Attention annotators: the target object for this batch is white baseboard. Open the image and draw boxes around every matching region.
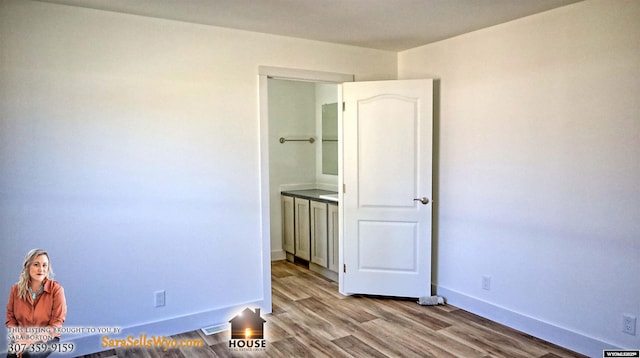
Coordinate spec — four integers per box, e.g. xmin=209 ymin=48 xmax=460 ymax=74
xmin=56 ymin=299 xmax=266 ymax=357
xmin=436 ymin=286 xmax=618 ymax=358
xmin=271 ymin=249 xmax=285 ymax=261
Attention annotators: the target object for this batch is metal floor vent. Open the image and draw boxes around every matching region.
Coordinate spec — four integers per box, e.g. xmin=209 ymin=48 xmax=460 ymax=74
xmin=201 ymin=323 xmax=227 ymax=336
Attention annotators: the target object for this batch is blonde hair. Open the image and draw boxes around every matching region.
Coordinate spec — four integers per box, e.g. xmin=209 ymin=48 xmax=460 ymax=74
xmin=17 ymin=249 xmax=54 ymax=301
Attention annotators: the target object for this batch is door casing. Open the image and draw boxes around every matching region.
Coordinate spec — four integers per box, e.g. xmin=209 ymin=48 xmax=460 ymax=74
xmin=258 ymin=66 xmax=353 ymax=312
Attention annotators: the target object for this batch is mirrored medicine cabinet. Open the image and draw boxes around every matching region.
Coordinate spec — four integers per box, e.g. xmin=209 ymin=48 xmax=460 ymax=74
xmin=321 ymin=102 xmax=338 ymax=175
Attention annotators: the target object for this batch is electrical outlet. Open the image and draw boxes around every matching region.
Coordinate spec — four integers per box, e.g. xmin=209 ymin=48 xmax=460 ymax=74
xmin=622 ymin=315 xmax=636 ymax=335
xmin=155 ymin=290 xmax=166 ymax=307
xmin=482 ymin=276 xmax=491 ymax=291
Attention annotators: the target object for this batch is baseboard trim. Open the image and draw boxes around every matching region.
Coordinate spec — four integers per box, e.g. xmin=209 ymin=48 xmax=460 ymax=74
xmin=58 ymin=299 xmax=266 ymax=356
xmin=271 ymin=249 xmax=285 ymax=261
xmin=436 ymin=286 xmax=617 ymax=358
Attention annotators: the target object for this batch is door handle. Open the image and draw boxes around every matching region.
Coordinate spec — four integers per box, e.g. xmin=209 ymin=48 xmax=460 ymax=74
xmin=413 ymin=197 xmax=430 ymax=205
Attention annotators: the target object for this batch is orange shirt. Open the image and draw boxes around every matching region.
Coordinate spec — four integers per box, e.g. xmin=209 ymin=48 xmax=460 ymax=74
xmin=5 ymin=279 xmax=67 ymax=339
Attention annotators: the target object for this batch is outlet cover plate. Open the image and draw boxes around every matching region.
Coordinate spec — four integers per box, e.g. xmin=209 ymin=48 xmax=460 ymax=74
xmin=482 ymin=276 xmax=491 ymax=291
xmin=155 ymin=290 xmax=166 ymax=307
xmin=623 ymin=315 xmax=636 ymax=335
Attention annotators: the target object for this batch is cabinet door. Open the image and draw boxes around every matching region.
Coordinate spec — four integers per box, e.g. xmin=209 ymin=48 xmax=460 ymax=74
xmin=310 ymin=201 xmax=328 ymax=267
xmin=328 ymin=203 xmax=339 ymax=272
xmin=281 ymin=195 xmax=295 ymax=254
xmin=294 ymin=198 xmax=311 ymax=260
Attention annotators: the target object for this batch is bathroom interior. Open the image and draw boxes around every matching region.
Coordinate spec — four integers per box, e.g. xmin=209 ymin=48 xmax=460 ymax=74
xmin=268 ymin=78 xmax=341 ymax=281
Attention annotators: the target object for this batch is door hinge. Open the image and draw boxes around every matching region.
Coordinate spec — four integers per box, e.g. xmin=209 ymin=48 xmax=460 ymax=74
xmin=343 ymin=264 xmax=346 ymax=273
xmin=342 ymin=101 xmax=345 ymax=112
xmin=343 ymin=183 xmax=346 ymax=193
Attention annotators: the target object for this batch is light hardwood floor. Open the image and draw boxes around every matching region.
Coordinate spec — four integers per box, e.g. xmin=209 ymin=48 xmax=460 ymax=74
xmin=78 ymin=260 xmax=587 ymax=357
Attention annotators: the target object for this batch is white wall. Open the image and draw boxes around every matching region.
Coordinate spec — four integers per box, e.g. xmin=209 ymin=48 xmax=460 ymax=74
xmin=399 ymin=0 xmax=640 ymax=355
xmin=0 ymin=0 xmax=396 ymax=355
xmin=267 ymin=79 xmax=317 ymax=260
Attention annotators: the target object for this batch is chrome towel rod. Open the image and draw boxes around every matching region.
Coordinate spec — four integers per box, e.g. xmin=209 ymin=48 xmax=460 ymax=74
xmin=279 ymin=137 xmax=315 ymax=144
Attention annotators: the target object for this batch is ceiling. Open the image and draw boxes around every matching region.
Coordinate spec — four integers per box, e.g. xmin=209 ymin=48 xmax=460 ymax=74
xmin=36 ymin=0 xmax=582 ymax=51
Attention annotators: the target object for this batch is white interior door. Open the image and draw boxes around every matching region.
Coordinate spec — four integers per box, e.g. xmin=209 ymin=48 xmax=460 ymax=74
xmin=341 ymin=79 xmax=433 ymax=298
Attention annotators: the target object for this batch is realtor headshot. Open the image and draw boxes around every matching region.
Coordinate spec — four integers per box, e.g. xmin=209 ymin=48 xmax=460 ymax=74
xmin=5 ymin=249 xmax=67 ymax=358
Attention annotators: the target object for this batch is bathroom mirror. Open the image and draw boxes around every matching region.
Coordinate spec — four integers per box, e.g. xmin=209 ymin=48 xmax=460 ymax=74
xmin=322 ymin=102 xmax=338 ymax=175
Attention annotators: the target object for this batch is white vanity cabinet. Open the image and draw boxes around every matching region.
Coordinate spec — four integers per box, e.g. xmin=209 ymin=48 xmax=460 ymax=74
xmin=281 ymin=189 xmax=339 ymax=280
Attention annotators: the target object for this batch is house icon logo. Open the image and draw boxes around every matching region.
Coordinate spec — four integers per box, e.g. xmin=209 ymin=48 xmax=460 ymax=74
xmin=229 ymin=307 xmax=266 ymax=339
xmin=228 ymin=307 xmax=267 ymax=352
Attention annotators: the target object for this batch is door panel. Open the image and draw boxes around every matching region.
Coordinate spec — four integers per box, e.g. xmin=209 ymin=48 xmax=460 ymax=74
xmin=358 ymin=221 xmax=417 ymax=272
xmin=358 ymin=96 xmax=417 ymax=208
xmin=342 ymin=79 xmax=433 ymax=298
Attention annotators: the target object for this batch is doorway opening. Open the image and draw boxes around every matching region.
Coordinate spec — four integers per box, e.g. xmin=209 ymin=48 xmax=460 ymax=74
xmin=258 ymin=67 xmax=353 ymax=313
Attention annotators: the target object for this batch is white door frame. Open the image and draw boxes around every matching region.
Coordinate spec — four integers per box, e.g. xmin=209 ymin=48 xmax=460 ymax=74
xmin=257 ymin=66 xmax=353 ymax=312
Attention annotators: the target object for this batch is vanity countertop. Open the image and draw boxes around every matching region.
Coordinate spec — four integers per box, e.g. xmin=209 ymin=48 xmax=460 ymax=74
xmin=281 ymin=189 xmax=339 ymax=204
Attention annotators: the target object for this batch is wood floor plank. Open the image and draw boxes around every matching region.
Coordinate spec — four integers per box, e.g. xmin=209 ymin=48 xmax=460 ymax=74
xmin=278 ymin=300 xmax=352 ymax=341
xmin=445 ymin=309 xmax=585 ymax=358
xmin=271 ymin=275 xmax=312 ymax=301
xmin=326 ymin=295 xmax=380 ymax=323
xmin=270 ymin=262 xmax=296 ymax=279
xmin=331 ymin=335 xmax=388 ymax=358
xmin=266 ymin=336 xmax=315 ymax=358
xmin=362 ymin=317 xmax=484 ymax=358
xmin=283 ymin=328 xmax=353 ymax=358
xmin=378 ymin=297 xmax=453 ymax=331
xmin=208 ymin=343 xmax=231 ymax=358
xmin=293 ymin=297 xmax=362 ymax=334
xmin=528 ymin=337 xmax=589 ymax=358
xmin=350 ymin=318 xmax=450 ymax=358
xmin=446 ymin=309 xmax=552 ymax=357
xmin=353 ymin=296 xmax=444 ymax=339
xmin=440 ymin=323 xmax=542 ymax=358
xmin=277 ymin=273 xmax=344 ymax=303
xmin=262 ymin=313 xmax=294 ymax=343
xmin=264 ymin=311 xmax=306 ymax=342
xmin=270 ymin=287 xmax=293 ymax=315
